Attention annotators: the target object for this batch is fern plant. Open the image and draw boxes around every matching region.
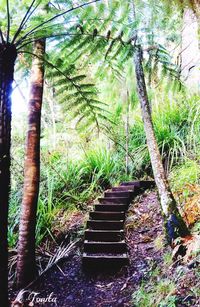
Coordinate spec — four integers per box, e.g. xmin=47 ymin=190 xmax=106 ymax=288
xmin=45 ymin=58 xmax=108 ymax=131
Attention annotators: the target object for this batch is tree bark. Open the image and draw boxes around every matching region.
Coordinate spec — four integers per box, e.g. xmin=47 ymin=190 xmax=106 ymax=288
xmin=17 ymin=39 xmax=45 ymax=288
xmin=133 ymin=44 xmax=190 ymax=244
xmin=0 ymin=43 xmax=17 ymax=306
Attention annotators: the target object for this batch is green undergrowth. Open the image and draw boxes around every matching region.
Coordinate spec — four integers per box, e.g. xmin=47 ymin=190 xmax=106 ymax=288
xmin=170 ymin=159 xmax=200 ymax=191
xmin=132 ymin=280 xmax=177 ymax=307
xmin=132 ymin=250 xmax=200 ymax=307
xmin=9 ymin=146 xmax=132 ymax=248
xmin=9 ymin=93 xmax=200 ymax=250
xmin=128 ymin=95 xmax=200 ymax=177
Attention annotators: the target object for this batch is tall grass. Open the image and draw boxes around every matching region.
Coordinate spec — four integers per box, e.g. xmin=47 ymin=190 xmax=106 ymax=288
xmin=9 ymin=146 xmax=121 ymax=247
xmin=81 ymin=147 xmax=115 ymax=187
xmin=127 ymin=94 xmax=200 ymax=176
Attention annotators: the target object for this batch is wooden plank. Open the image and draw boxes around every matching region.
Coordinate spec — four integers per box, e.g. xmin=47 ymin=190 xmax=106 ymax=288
xmin=87 ymin=220 xmax=124 ymax=230
xmin=84 ymin=241 xmax=127 ymax=253
xmin=84 ymin=230 xmax=125 ymax=241
xmin=90 ymin=211 xmax=125 ymax=220
xmin=95 ymin=204 xmax=127 ymax=212
xmin=98 ymin=197 xmax=130 ymax=205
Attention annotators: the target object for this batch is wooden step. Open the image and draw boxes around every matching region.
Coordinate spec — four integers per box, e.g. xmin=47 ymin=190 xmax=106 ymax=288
xmin=84 ymin=241 xmax=127 ymax=253
xmin=98 ymin=197 xmax=130 ymax=205
xmin=112 ymin=185 xmax=136 ymax=191
xmin=95 ymin=204 xmax=127 ymax=212
xmin=120 ymin=180 xmax=141 ymax=187
xmin=82 ymin=253 xmax=129 ymax=268
xmin=120 ymin=180 xmax=155 ymax=188
xmin=87 ymin=220 xmax=124 ymax=230
xmin=85 ymin=230 xmax=124 ymax=241
xmin=82 ymin=181 xmax=155 ymax=270
xmin=90 ymin=211 xmax=125 ymax=220
xmin=104 ymin=191 xmax=133 ymax=198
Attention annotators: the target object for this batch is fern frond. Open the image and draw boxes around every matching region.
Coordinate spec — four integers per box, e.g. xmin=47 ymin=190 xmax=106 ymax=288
xmin=45 ymin=57 xmax=108 ymax=131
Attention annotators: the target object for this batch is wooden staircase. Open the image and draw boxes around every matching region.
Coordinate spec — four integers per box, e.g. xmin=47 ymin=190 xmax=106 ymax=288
xmin=82 ymin=180 xmax=155 ymax=271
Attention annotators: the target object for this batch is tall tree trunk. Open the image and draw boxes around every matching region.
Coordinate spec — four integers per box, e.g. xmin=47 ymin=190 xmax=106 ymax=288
xmin=133 ymin=44 xmax=189 ymax=244
xmin=131 ymin=1 xmax=189 ymax=244
xmin=0 ymin=43 xmax=17 ymax=306
xmin=17 ymin=39 xmax=45 ymax=288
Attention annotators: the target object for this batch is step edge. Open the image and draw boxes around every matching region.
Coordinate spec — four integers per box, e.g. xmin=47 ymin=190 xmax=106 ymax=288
xmin=83 ymin=252 xmax=128 ymax=258
xmin=83 ymin=240 xmax=126 ymax=245
xmin=85 ymin=229 xmax=124 ymax=233
xmin=90 ymin=211 xmax=125 ymax=214
xmin=87 ymin=219 xmax=124 ymax=222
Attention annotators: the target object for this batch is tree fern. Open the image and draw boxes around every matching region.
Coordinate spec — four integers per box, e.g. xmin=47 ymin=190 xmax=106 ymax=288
xmin=57 ymin=0 xmax=183 ymax=89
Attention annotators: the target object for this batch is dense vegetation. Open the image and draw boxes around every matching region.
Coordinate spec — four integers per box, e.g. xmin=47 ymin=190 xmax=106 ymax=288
xmin=0 ymin=0 xmax=199 ymax=305
xmin=10 ymin=88 xmax=200 ymax=247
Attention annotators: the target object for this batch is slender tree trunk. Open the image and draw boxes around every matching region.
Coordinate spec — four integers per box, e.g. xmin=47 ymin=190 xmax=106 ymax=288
xmin=17 ymin=39 xmax=45 ymax=288
xmin=131 ymin=1 xmax=189 ymax=244
xmin=133 ymin=44 xmax=189 ymax=244
xmin=0 ymin=43 xmax=17 ymax=306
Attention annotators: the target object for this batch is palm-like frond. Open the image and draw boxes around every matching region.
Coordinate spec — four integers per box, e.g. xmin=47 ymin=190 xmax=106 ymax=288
xmin=55 ymin=0 xmax=183 ymax=88
xmin=46 ymin=57 xmax=108 ymax=131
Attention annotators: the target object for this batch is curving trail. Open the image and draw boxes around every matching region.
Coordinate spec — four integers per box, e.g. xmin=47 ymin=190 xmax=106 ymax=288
xmin=25 ymin=190 xmax=165 ymax=307
xmin=82 ymin=180 xmax=155 ymax=271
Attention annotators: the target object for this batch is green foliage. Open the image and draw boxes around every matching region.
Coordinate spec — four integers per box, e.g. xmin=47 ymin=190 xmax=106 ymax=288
xmin=60 ymin=0 xmax=182 ymax=89
xmin=36 ymin=176 xmax=58 ymax=244
xmin=1 ymin=0 xmax=109 ymax=131
xmin=9 ymin=145 xmax=123 ymax=247
xmin=170 ymin=160 xmax=200 ymax=191
xmin=8 ymin=191 xmax=21 ymax=248
xmin=81 ymin=147 xmax=115 ymax=187
xmin=132 ymin=280 xmax=177 ymax=307
xmin=7 ymin=0 xmax=200 ymax=258
xmin=125 ymin=94 xmax=200 ymax=177
xmin=46 ymin=59 xmax=108 ymax=131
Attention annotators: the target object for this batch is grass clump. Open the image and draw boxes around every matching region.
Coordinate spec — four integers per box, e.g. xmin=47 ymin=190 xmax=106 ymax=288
xmin=170 ymin=160 xmax=200 ymax=191
xmin=132 ymin=279 xmax=177 ymax=307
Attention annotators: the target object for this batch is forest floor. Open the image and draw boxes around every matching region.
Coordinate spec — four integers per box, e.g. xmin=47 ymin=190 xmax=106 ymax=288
xmin=11 ymin=190 xmax=200 ymax=307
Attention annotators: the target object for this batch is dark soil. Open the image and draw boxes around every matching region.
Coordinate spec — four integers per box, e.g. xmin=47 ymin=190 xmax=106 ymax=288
xmin=11 ymin=191 xmax=200 ymax=307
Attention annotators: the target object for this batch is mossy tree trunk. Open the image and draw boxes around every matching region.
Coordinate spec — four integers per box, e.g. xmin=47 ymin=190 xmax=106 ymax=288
xmin=17 ymin=39 xmax=45 ymax=288
xmin=133 ymin=43 xmax=190 ymax=244
xmin=0 ymin=43 xmax=17 ymax=306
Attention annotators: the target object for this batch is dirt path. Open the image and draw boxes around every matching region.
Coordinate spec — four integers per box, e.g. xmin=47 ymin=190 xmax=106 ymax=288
xmin=15 ymin=190 xmax=165 ymax=307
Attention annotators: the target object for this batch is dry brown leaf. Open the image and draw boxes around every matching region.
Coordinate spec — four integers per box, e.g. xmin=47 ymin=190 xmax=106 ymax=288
xmin=183 ymin=234 xmax=200 ymax=263
xmin=174 ymin=184 xmax=200 ymax=226
xmin=172 ymin=235 xmax=200 ymax=263
xmin=140 ymin=235 xmax=153 ymax=243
